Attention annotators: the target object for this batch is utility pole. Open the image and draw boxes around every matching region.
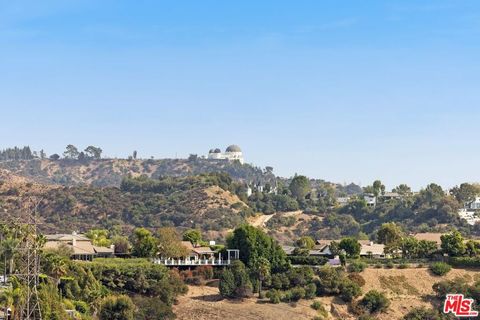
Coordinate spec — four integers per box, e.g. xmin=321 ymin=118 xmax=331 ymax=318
xmin=15 ymin=197 xmax=43 ymax=320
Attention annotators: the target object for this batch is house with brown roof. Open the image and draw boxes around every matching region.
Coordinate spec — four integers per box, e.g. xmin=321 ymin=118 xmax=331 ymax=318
xmin=44 ymin=233 xmax=114 ymax=261
xmin=180 ymin=241 xmax=215 ymax=262
xmin=313 ymin=239 xmax=386 ymax=258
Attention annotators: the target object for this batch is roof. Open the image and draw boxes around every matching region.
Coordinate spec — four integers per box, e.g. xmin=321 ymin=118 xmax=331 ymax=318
xmin=44 ymin=240 xmax=95 ymax=255
xmin=382 ymin=192 xmax=401 ymax=198
xmin=282 ymin=245 xmax=295 ymax=255
xmin=193 ymin=247 xmax=215 ymax=255
xmin=226 ymin=145 xmax=242 ymax=152
xmin=412 ymin=233 xmax=444 ymax=244
xmin=45 ymin=234 xmax=90 ymax=241
xmin=181 ymin=241 xmax=195 ymax=250
xmin=93 ymin=245 xmax=114 ymax=254
xmin=360 ymin=242 xmax=385 ymax=256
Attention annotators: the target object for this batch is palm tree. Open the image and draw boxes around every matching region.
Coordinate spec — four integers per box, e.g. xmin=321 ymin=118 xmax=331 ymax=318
xmin=0 ymin=285 xmax=22 ymax=318
xmin=0 ymin=237 xmax=19 ymax=278
xmin=253 ymin=257 xmax=270 ymax=298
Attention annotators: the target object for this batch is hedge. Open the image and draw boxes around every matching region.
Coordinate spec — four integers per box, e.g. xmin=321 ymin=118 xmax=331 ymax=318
xmin=448 ymin=257 xmax=480 ymax=268
xmin=287 ymin=256 xmax=328 ymax=266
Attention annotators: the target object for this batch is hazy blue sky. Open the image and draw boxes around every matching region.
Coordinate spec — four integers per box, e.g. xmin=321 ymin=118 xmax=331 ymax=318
xmin=1 ymin=1 xmax=480 ymax=190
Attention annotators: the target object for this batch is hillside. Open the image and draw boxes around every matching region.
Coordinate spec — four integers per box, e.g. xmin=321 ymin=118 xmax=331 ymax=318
xmin=0 ymin=158 xmax=276 ymax=187
xmin=174 ymin=267 xmax=480 ymax=320
xmin=0 ymin=171 xmax=250 ymax=237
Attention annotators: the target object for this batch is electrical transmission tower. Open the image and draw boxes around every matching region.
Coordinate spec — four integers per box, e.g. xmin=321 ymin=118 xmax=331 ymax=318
xmin=15 ymin=197 xmax=43 ymax=320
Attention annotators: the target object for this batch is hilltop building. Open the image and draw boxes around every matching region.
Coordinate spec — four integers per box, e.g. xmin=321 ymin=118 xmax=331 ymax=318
xmin=208 ymin=145 xmax=244 ymax=164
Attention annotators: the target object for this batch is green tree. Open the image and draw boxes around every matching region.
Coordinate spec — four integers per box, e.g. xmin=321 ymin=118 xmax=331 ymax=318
xmin=112 ymin=236 xmax=131 ymax=255
xmin=63 ymin=144 xmax=79 ymax=159
xmin=84 ymin=146 xmax=103 ymax=159
xmin=182 ymin=229 xmax=202 ymax=245
xmin=131 ymin=228 xmax=157 ymax=258
xmin=289 ymin=175 xmax=311 ymax=201
xmin=252 ymin=257 xmax=270 ymax=297
xmin=86 ymin=229 xmax=111 ymax=247
xmin=295 ymin=236 xmax=315 ymax=250
xmin=99 ymin=295 xmax=135 ymax=320
xmin=339 ymin=238 xmax=361 ymax=258
xmin=42 ymin=252 xmax=69 ymax=284
xmin=440 ymin=230 xmax=466 ymax=257
xmin=392 ymin=184 xmax=412 ymax=196
xmin=227 ymin=225 xmax=288 ymax=272
xmin=465 ymin=240 xmax=480 ymax=257
xmin=450 ymin=183 xmax=480 ymax=204
xmin=417 ymin=240 xmax=438 ymax=258
xmin=219 ymin=268 xmax=236 ymax=297
xmin=157 ymin=227 xmax=188 ymax=258
xmin=376 ymin=223 xmax=403 ymax=246
xmin=400 ymin=236 xmax=419 ymax=259
xmin=1 ymin=237 xmax=19 ymax=276
xmin=219 ymin=260 xmax=253 ymax=298
xmin=359 ymin=290 xmax=390 ymax=314
xmin=372 ymin=180 xmax=385 ymax=197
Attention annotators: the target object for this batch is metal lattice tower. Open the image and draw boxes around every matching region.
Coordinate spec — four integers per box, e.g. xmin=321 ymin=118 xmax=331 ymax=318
xmin=15 ymin=197 xmax=43 ymax=320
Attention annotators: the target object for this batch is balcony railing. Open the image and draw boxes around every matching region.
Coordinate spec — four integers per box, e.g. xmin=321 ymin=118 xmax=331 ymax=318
xmin=153 ymin=258 xmax=232 ymax=266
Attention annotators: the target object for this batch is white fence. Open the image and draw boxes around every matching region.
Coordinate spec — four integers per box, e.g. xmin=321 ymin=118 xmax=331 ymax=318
xmin=153 ymin=258 xmax=231 ymax=266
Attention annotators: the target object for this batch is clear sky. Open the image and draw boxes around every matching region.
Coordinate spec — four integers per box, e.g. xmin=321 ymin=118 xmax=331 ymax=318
xmin=1 ymin=1 xmax=480 ymax=190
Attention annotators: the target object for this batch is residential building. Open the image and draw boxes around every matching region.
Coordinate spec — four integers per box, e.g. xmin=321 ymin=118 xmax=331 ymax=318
xmin=44 ymin=233 xmax=114 ymax=261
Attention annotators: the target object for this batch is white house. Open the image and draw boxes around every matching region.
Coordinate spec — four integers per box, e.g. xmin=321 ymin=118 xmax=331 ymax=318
xmin=467 ymin=196 xmax=480 ymax=210
xmin=363 ymin=194 xmax=377 ymax=207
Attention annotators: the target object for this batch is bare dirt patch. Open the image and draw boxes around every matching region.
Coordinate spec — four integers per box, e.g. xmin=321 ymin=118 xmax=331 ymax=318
xmin=174 ymin=285 xmax=319 ymax=320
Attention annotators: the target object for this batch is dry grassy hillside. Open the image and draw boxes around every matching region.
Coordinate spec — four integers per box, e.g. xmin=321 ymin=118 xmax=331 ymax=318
xmin=174 ymin=267 xmax=480 ymax=320
xmin=0 ymin=169 xmax=251 ymax=235
xmin=0 ymin=158 xmax=274 ymax=187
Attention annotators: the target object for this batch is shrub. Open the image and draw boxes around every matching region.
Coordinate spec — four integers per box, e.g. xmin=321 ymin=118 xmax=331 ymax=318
xmin=348 ymin=261 xmax=367 ymax=273
xmin=403 ymin=307 xmax=441 ymax=320
xmin=385 ymin=261 xmax=394 ymax=269
xmin=310 ymin=300 xmax=323 ymax=310
xmin=315 ymin=266 xmax=345 ymax=295
xmin=374 ymin=263 xmax=382 ymax=269
xmin=290 ymin=287 xmax=306 ymax=301
xmin=219 ymin=261 xmax=253 ymax=298
xmin=358 ymin=290 xmax=390 ymax=314
xmin=448 ymin=256 xmax=480 ymax=268
xmin=266 ymin=289 xmax=281 ymax=304
xmin=339 ymin=280 xmax=362 ymax=302
xmin=305 ymin=283 xmax=317 ymax=299
xmin=348 ymin=273 xmax=366 ymax=287
xmin=430 ymin=262 xmax=451 ymax=276
xmin=311 ymin=301 xmax=328 ymax=319
xmin=99 ymin=295 xmax=135 ymax=320
xmin=398 ymin=263 xmax=409 ymax=269
xmin=73 ymin=300 xmax=89 ymax=314
xmin=271 ymin=273 xmax=290 ymax=290
xmin=195 ymin=266 xmax=214 ymax=280
xmin=288 ymin=256 xmax=328 ymax=266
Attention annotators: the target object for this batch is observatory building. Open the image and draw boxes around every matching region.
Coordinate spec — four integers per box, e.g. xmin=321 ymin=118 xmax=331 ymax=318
xmin=208 ymin=145 xmax=244 ymax=164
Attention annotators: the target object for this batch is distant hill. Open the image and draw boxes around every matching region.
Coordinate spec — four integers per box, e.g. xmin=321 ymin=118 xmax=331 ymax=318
xmin=0 ymin=158 xmax=276 ymax=187
xmin=0 ymin=171 xmax=251 ymax=239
